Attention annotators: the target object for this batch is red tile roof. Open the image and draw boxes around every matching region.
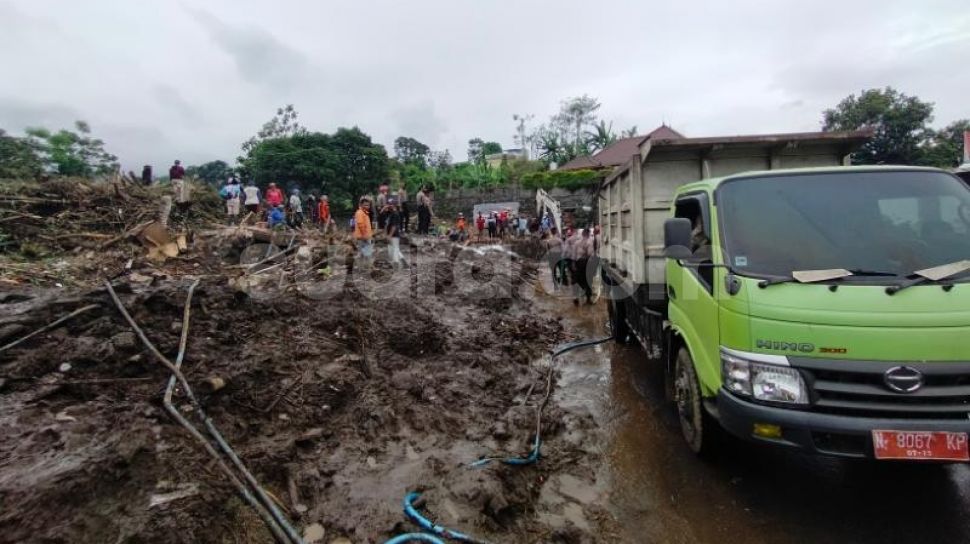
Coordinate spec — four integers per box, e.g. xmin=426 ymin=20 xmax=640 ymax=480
xmin=558 ymin=125 xmax=686 ymax=171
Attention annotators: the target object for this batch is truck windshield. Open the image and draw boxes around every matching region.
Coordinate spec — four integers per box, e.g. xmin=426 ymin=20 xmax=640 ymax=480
xmin=717 ymin=171 xmax=970 ymax=279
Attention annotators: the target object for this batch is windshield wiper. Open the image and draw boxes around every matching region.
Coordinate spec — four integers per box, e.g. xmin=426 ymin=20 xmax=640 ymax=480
xmin=845 ymin=269 xmax=899 ymax=277
xmin=886 ymin=260 xmax=970 ymax=295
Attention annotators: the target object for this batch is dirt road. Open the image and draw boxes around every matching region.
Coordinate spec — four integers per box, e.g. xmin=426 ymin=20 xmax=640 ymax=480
xmin=550 ymin=295 xmax=970 ymax=544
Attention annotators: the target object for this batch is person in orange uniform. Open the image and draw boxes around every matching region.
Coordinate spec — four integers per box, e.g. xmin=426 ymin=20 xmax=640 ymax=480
xmin=353 ymin=197 xmax=374 ymax=268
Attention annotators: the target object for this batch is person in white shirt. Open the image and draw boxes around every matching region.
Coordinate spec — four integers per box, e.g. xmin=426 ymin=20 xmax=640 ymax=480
xmin=288 ymin=188 xmax=304 ymax=228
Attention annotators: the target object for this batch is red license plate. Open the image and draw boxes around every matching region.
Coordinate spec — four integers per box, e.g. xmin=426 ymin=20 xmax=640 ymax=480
xmin=872 ymin=430 xmax=969 ymax=461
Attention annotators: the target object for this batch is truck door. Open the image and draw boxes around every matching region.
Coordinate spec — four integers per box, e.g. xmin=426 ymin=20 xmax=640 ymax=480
xmin=667 ymin=193 xmax=721 ymax=395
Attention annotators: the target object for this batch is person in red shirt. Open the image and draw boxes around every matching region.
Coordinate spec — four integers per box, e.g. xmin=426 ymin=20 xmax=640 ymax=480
xmin=265 ymin=182 xmax=284 ymax=208
xmin=318 ymin=195 xmax=331 ymax=231
xmin=475 ymin=212 xmax=486 ymax=241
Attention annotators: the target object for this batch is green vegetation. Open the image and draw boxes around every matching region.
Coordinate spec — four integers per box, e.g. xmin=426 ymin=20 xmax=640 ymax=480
xmin=22 ymin=121 xmax=119 ymax=177
xmin=521 ymin=169 xmax=605 ymax=192
xmin=822 ymin=87 xmax=968 ymax=167
xmin=185 ymin=160 xmax=233 ymax=185
xmin=0 ymin=129 xmax=43 ymax=179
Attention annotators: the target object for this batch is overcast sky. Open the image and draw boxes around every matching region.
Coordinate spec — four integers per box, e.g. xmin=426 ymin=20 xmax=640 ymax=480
xmin=1 ymin=0 xmax=967 ymax=172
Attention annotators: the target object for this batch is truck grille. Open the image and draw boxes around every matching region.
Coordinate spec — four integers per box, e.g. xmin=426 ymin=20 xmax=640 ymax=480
xmin=791 ymin=358 xmax=970 ymax=420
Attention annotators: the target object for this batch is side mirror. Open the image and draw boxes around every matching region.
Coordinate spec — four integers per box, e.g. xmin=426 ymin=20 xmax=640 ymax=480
xmin=664 ymin=218 xmax=693 ymax=260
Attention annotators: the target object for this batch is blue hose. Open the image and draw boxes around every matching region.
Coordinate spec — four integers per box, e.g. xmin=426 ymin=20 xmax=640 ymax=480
xmin=550 ymin=335 xmax=614 ymax=357
xmin=402 ymin=492 xmax=489 ymax=544
xmin=469 ymin=435 xmax=540 ymax=467
xmin=384 ymin=534 xmax=446 ymax=544
xmin=387 ymin=338 xmax=614 ymax=543
xmin=471 ymin=335 xmax=613 ymax=468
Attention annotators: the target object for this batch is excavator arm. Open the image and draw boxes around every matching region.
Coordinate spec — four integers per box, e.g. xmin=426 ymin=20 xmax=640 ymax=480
xmin=536 ymin=188 xmax=563 ymax=233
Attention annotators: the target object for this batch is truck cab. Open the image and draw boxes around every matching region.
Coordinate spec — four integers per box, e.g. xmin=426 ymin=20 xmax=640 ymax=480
xmin=600 ymin=132 xmax=970 ymax=461
xmin=662 ymin=166 xmax=970 ymax=459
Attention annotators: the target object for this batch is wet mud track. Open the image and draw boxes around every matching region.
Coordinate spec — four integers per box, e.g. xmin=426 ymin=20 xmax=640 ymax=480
xmin=549 ymin=292 xmax=970 ymax=544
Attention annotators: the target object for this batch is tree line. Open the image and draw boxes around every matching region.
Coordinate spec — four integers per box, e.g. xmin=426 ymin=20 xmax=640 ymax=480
xmin=1 ymin=87 xmax=966 ymax=212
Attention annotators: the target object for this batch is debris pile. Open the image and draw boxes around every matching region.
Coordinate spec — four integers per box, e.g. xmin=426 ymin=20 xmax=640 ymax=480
xmin=0 ymin=180 xmax=616 ymax=543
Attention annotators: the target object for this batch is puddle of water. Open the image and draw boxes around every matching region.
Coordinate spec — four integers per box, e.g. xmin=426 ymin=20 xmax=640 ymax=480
xmin=537 ymin=267 xmax=970 ymax=544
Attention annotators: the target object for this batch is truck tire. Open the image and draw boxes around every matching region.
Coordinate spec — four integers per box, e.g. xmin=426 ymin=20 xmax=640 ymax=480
xmin=608 ymin=297 xmax=631 ymax=344
xmin=674 ymin=348 xmax=717 ymax=456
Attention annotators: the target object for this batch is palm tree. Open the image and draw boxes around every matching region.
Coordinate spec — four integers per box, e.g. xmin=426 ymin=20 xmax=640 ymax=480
xmin=621 ymin=125 xmax=639 ymax=138
xmin=585 ymin=120 xmax=617 ymax=152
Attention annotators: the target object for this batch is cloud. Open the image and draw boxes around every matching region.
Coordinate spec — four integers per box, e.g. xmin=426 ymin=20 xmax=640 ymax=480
xmin=1 ymin=0 xmax=968 ymax=172
xmin=390 ymin=101 xmax=449 ymax=148
xmin=0 ymin=97 xmax=81 ymax=133
xmin=152 ymin=85 xmax=201 ymax=122
xmin=184 ymin=6 xmax=308 ymax=90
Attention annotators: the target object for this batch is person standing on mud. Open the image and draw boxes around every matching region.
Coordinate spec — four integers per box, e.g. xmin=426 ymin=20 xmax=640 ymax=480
xmin=318 ymin=195 xmax=331 ymax=233
xmin=397 ymin=183 xmax=410 ymax=233
xmin=168 ymin=160 xmax=190 ymax=224
xmin=416 ymin=186 xmax=433 ymax=235
xmin=475 ymin=212 xmax=486 ymax=241
xmin=141 ymin=165 xmax=153 ymax=185
xmin=376 ymin=185 xmax=389 ymax=229
xmin=487 ymin=212 xmax=497 ymax=239
xmin=543 ymin=227 xmax=566 ymax=289
xmin=353 ymin=197 xmax=374 ymax=267
xmin=385 ymin=202 xmax=406 ymax=268
xmin=242 ymin=180 xmax=261 ymax=217
xmin=571 ymin=228 xmax=595 ymax=305
xmin=288 ymin=188 xmax=304 ymax=228
xmin=222 ymin=178 xmax=242 ymax=223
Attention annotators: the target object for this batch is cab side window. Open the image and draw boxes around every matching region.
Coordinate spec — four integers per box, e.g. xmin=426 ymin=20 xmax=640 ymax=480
xmin=674 ymin=196 xmax=714 ymax=290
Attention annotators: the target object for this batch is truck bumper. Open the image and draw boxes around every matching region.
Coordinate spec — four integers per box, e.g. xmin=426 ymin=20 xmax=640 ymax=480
xmin=716 ymin=389 xmax=970 ymax=459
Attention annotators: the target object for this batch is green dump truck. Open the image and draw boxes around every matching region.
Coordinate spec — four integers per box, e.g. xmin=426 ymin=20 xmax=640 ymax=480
xmin=600 ymin=130 xmax=970 ymax=460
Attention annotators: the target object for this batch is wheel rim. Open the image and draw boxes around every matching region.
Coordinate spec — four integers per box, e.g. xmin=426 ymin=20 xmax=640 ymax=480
xmin=675 ymin=359 xmax=697 ymax=441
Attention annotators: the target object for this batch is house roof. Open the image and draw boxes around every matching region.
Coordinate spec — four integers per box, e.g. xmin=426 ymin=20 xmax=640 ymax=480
xmin=558 ymin=124 xmax=686 ymax=171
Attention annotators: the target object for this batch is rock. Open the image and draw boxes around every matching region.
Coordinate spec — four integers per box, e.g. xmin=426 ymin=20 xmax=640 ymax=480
xmin=110 ymin=331 xmax=137 ymax=350
xmin=329 ymin=538 xmax=352 ymax=544
xmin=366 ymin=456 xmax=378 ymax=468
xmin=303 ymin=523 xmax=325 ymax=543
xmin=54 ymin=410 xmax=77 ymax=423
xmin=58 ymin=362 xmax=72 ymax=373
xmin=205 ymin=376 xmax=226 ymax=392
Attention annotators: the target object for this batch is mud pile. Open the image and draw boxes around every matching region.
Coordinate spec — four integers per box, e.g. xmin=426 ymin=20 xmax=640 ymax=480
xmin=0 ymin=179 xmax=224 ymax=286
xmin=0 ymin=237 xmax=616 ymax=543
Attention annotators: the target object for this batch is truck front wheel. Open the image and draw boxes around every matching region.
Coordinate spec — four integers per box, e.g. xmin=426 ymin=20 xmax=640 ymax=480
xmin=674 ymin=348 xmax=717 ymax=455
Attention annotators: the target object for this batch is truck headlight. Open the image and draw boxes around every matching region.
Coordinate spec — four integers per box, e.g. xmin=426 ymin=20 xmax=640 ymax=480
xmin=721 ymin=350 xmax=808 ymax=405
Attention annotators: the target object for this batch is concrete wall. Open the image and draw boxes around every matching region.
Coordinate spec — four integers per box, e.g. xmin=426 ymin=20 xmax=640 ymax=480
xmin=432 ymin=186 xmax=597 ymax=225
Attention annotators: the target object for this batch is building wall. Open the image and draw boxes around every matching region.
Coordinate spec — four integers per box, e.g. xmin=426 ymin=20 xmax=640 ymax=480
xmin=431 ymin=185 xmax=597 ymax=226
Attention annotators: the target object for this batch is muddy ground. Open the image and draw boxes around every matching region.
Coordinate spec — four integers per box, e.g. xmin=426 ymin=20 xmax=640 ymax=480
xmin=0 ymin=229 xmax=625 ymax=543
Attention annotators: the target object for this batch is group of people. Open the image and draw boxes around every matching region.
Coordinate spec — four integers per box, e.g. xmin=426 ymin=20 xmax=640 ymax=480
xmin=351 ymin=193 xmax=408 ymax=270
xmin=473 ymin=209 xmax=528 ymax=241
xmin=542 ymin=226 xmax=600 ymax=306
xmin=219 ymin=177 xmax=333 ymax=230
